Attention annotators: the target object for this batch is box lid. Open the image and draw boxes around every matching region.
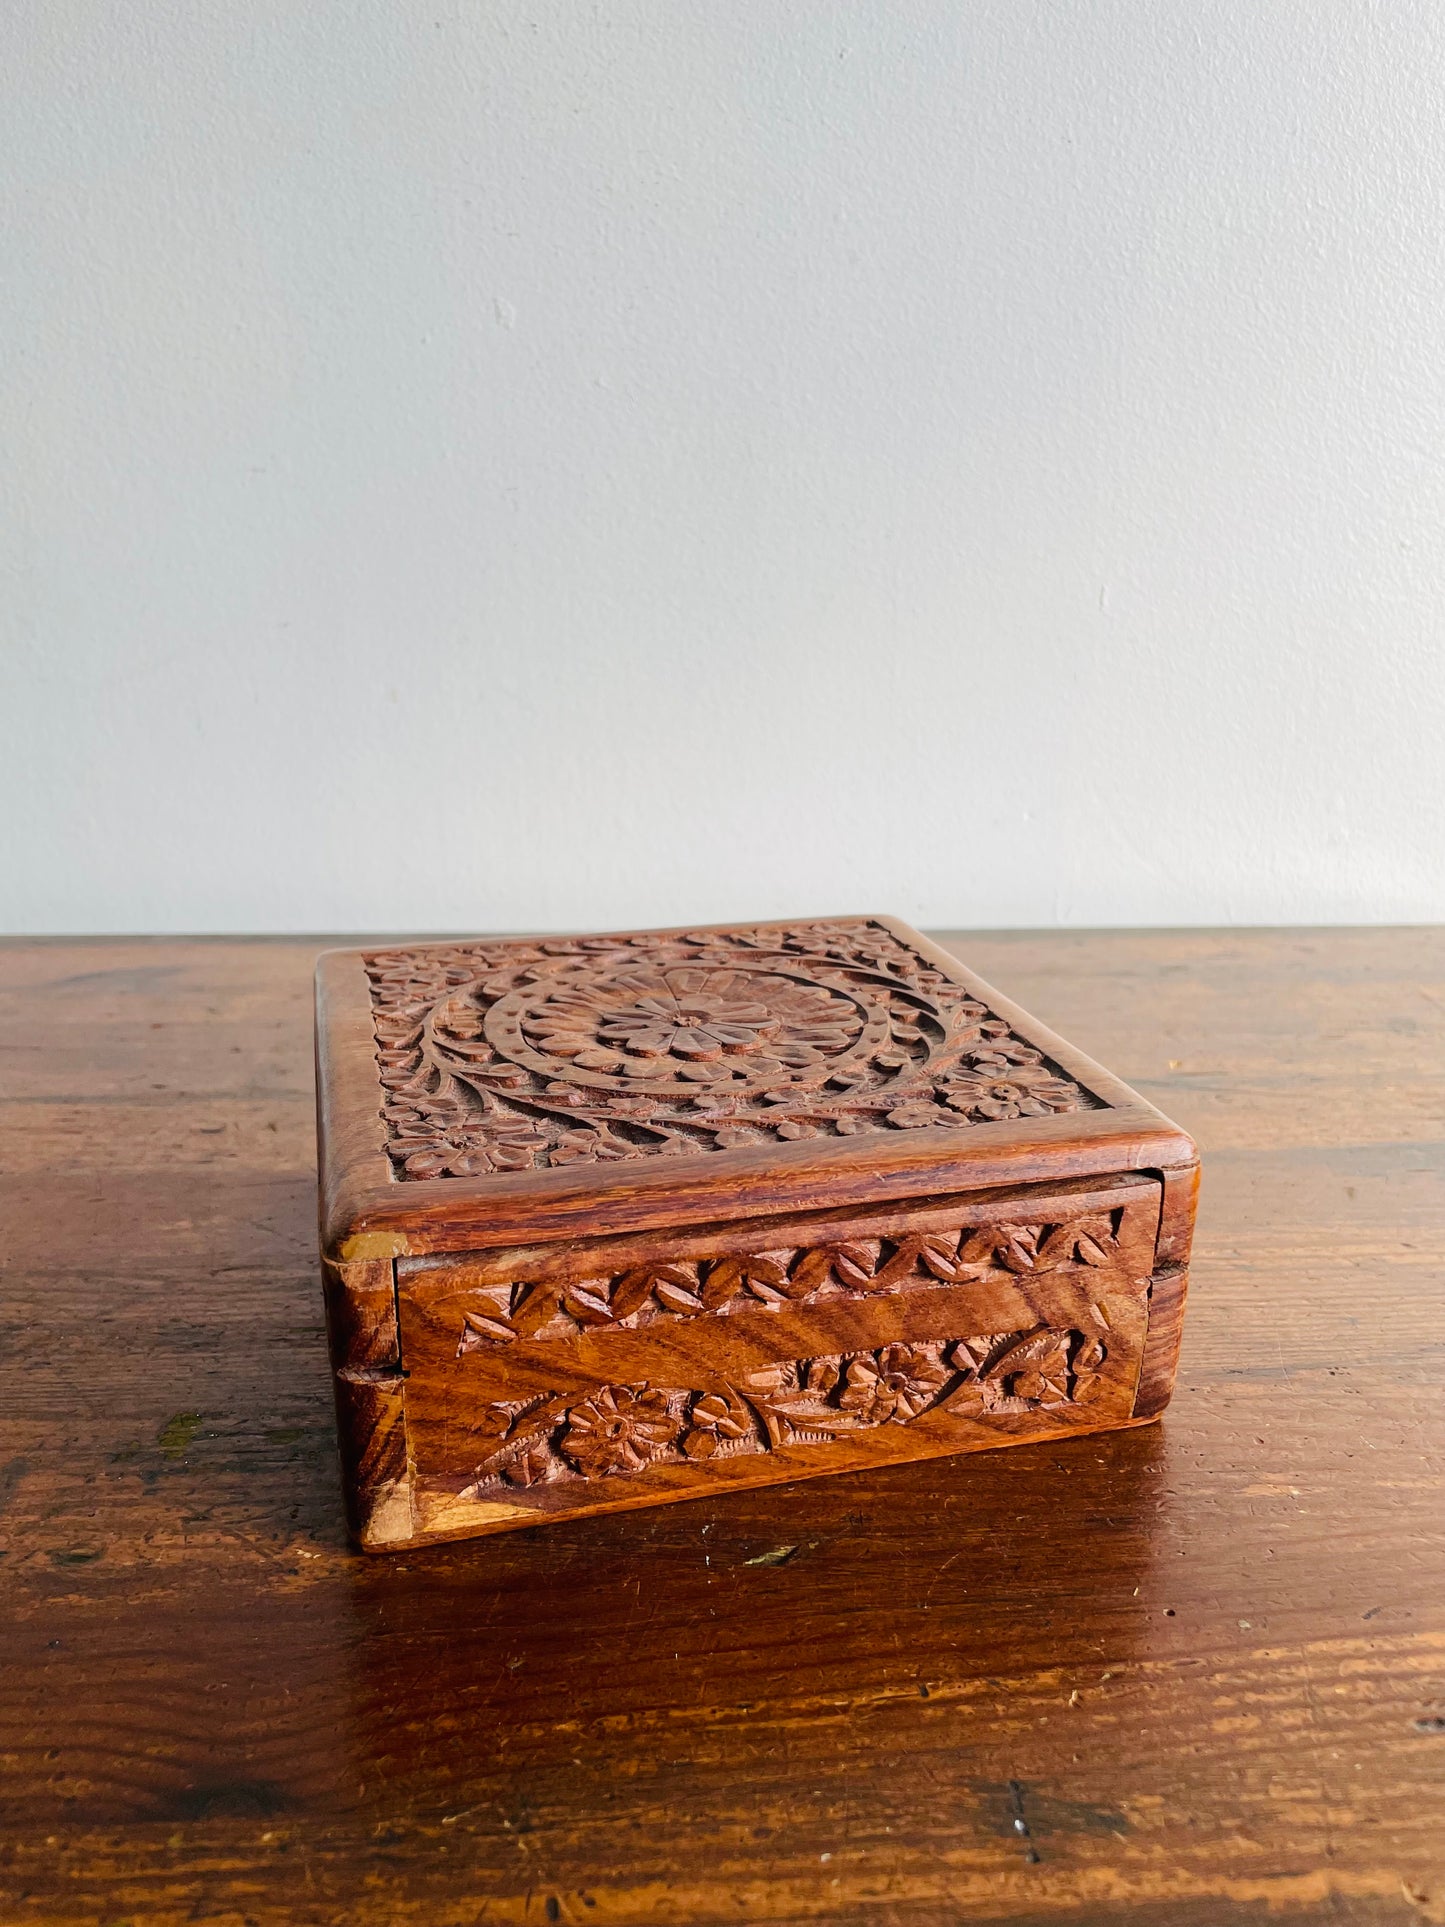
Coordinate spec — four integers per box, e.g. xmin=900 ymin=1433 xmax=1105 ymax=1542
xmin=315 ymin=915 xmax=1195 ymax=1263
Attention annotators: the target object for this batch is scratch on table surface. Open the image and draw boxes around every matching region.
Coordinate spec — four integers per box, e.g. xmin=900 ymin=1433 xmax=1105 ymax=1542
xmin=925 ymin=1549 xmax=966 ymax=1601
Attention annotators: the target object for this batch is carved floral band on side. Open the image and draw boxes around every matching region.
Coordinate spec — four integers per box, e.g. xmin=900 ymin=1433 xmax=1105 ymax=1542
xmin=457 ymin=1328 xmax=1111 ymax=1497
xmin=453 ymin=1209 xmax=1132 ymax=1352
xmin=365 ymin=919 xmax=1100 ymax=1180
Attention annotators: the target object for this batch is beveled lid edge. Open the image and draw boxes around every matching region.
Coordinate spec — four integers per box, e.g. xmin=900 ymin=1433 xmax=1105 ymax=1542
xmin=315 ymin=915 xmax=1196 ymax=1263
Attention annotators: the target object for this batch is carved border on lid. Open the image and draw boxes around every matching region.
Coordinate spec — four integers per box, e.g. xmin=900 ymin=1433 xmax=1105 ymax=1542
xmin=364 ymin=918 xmax=1104 ymax=1182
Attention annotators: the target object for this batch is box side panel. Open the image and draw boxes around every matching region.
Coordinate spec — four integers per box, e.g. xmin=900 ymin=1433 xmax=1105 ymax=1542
xmin=1133 ymin=1266 xmax=1189 ymax=1420
xmin=320 ymin=1256 xmax=413 ymax=1547
xmin=393 ymin=1175 xmax=1163 ymax=1547
xmin=1131 ymin=1158 xmax=1199 ymax=1419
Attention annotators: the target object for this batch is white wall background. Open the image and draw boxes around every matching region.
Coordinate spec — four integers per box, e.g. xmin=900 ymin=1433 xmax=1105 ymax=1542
xmin=4 ymin=1 xmax=1444 ymax=934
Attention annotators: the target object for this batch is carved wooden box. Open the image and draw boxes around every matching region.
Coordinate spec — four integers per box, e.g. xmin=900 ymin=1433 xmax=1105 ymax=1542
xmin=315 ymin=916 xmax=1197 ymax=1551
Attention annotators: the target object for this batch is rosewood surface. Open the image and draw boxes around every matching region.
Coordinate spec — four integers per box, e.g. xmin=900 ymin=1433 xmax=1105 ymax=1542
xmin=316 ymin=918 xmax=1196 ymax=1550
xmin=2 ymin=929 xmax=1443 ymax=1925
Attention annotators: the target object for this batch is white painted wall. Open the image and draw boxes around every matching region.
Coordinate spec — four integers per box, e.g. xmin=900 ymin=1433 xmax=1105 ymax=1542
xmin=4 ymin=2 xmax=1444 ymax=934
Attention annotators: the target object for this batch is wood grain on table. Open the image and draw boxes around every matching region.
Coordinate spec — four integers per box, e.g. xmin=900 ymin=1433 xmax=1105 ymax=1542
xmin=1 ymin=930 xmax=1442 ymax=1927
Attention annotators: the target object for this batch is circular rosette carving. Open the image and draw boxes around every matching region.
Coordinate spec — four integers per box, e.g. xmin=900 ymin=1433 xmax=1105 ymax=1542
xmin=559 ymin=1384 xmax=679 ymax=1476
xmin=484 ymin=959 xmax=888 ymax=1095
xmin=838 ymin=1343 xmax=950 ymax=1423
xmin=936 ymin=1046 xmax=1083 ymax=1121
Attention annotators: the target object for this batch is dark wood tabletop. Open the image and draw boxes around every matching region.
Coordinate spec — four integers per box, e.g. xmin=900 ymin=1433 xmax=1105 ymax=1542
xmin=3 ymin=929 xmax=1443 ymax=1927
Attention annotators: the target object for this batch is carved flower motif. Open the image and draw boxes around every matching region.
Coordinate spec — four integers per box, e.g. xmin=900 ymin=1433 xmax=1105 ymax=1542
xmin=547 ymin=1128 xmax=634 ymax=1167
xmin=601 ymin=987 xmax=775 ymax=1061
xmin=560 ymin=1385 xmax=678 ymax=1476
xmin=838 ymin=1343 xmax=949 ymax=1423
xmin=683 ymin=1387 xmax=753 ymax=1458
xmin=1003 ymin=1336 xmax=1073 ymax=1405
xmin=606 ymin=1095 xmax=663 ymax=1119
xmin=388 ymin=1119 xmax=548 ymax=1178
xmin=523 ymin=966 xmax=861 ymax=1077
xmin=941 ymin=1063 xmax=1082 ymax=1121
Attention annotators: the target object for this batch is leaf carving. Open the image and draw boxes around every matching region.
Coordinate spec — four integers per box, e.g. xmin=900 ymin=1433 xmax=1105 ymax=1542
xmin=783 ymin=1248 xmax=835 ymax=1295
xmin=562 ymin=1282 xmax=614 ymax=1326
xmin=608 ymin=1268 xmax=658 ymax=1321
xmin=654 ymin=1279 xmax=705 ymax=1314
xmin=457 ymin=1310 xmax=515 ymax=1352
xmin=508 ymin=1282 xmax=565 ymax=1339
xmin=957 ymin=1228 xmax=1001 ymax=1268
xmin=700 ymin=1251 xmax=791 ymax=1310
xmin=1036 ymin=1225 xmax=1080 ymax=1269
xmin=917 ymin=1233 xmax=966 ymax=1281
xmin=995 ymin=1227 xmax=1040 ymax=1273
xmin=1036 ymin=1217 xmax=1121 ymax=1270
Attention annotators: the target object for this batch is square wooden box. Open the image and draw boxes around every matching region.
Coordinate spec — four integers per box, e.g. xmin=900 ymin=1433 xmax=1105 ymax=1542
xmin=315 ymin=916 xmax=1197 ymax=1551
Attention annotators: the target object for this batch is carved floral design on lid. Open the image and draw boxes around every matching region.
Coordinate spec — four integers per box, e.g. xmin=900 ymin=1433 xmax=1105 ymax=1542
xmin=364 ymin=918 xmax=1099 ymax=1179
xmin=523 ymin=964 xmax=862 ymax=1078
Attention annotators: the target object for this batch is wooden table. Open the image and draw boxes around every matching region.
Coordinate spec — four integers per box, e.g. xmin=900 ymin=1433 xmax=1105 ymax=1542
xmin=3 ymin=931 xmax=1442 ymax=1927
